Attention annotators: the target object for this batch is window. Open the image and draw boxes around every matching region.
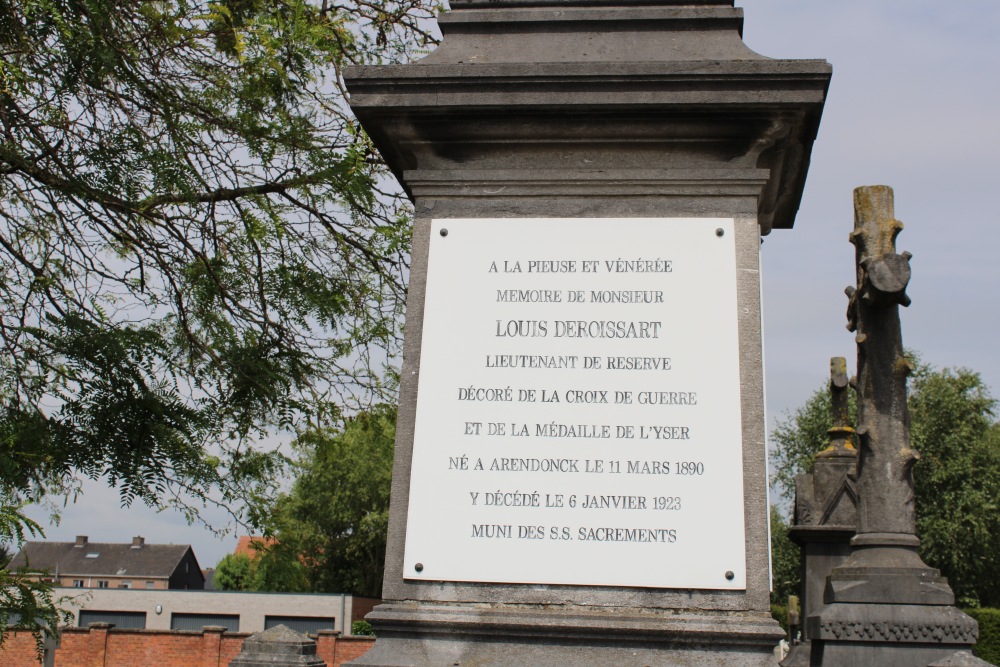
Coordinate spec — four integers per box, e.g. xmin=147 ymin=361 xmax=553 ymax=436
xmin=171 ymin=613 xmax=239 ymax=632
xmin=264 ymin=616 xmax=335 ymax=636
xmin=145 ymin=581 xmax=155 ymax=589
xmin=72 ymin=580 xmax=84 ymax=588
xmin=97 ymin=581 xmax=109 ymax=589
xmin=85 ymin=552 xmax=100 ymax=559
xmin=120 ymin=581 xmax=132 ymax=589
xmin=79 ymin=611 xmax=146 ymax=629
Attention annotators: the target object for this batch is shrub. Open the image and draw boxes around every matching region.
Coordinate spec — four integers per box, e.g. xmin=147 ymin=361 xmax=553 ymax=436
xmin=966 ymin=608 xmax=1000 ymax=665
xmin=352 ymin=620 xmax=376 ymax=637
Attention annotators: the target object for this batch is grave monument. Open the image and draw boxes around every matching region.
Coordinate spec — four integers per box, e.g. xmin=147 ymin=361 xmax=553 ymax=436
xmin=344 ymin=1 xmax=830 ymax=664
xmin=781 ymin=358 xmax=858 ymax=667
xmin=228 ymin=625 xmax=326 ymax=667
xmin=806 ymin=187 xmax=985 ymax=666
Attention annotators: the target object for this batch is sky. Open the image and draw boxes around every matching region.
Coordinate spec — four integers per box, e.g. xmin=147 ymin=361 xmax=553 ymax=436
xmin=23 ymin=1 xmax=1000 ymax=570
xmin=740 ymin=0 xmax=1000 ymax=425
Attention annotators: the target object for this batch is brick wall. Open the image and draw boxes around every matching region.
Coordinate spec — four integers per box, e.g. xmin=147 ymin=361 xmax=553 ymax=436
xmin=0 ymin=632 xmax=39 ymax=667
xmin=315 ymin=632 xmax=376 ymax=666
xmin=0 ymin=626 xmax=374 ymax=667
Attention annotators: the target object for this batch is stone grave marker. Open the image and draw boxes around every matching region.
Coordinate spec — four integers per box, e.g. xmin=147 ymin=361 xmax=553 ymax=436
xmin=806 ymin=186 xmax=985 ymax=666
xmin=781 ymin=357 xmax=859 ymax=667
xmin=228 ymin=625 xmax=325 ymax=667
xmin=344 ymin=1 xmax=830 ymax=664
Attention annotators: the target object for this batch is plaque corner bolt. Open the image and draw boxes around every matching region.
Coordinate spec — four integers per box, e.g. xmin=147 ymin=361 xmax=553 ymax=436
xmin=439 ymin=228 xmax=448 ymax=237
xmin=715 ymin=228 xmax=725 ymax=237
xmin=725 ymin=570 xmax=735 ymax=581
xmin=415 ymin=562 xmax=424 ymax=572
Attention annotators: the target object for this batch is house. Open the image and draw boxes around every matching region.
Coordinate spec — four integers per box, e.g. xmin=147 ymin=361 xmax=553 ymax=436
xmin=9 ymin=535 xmax=204 ymax=590
xmin=233 ymin=535 xmax=277 ymax=558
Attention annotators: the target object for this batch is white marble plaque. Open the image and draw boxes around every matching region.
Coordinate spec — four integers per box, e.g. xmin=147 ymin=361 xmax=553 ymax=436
xmin=403 ymin=218 xmax=747 ymax=589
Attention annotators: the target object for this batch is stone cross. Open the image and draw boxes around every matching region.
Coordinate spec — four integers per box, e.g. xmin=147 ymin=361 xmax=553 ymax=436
xmin=807 ymin=186 xmax=982 ymax=667
xmin=845 ymin=185 xmax=918 ymax=543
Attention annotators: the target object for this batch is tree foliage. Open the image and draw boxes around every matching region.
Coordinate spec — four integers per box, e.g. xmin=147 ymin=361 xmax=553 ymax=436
xmin=0 ymin=0 xmax=435 ymax=520
xmin=214 ymin=545 xmax=308 ymax=592
xmin=262 ymin=404 xmax=395 ymax=597
xmin=908 ymin=367 xmax=1000 ymax=607
xmin=0 ymin=0 xmax=436 ymax=645
xmin=770 ymin=361 xmax=1000 ymax=607
xmin=212 ymin=553 xmax=255 ymax=591
xmin=769 ymin=505 xmax=800 ymax=607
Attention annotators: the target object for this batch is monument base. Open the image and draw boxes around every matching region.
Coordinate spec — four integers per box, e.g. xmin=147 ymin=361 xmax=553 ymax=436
xmin=348 ymin=603 xmax=785 ymax=667
xmin=780 ymin=640 xmax=811 ymax=667
xmin=807 ymin=541 xmax=980 ymax=666
xmin=807 ymin=602 xmax=978 ymax=667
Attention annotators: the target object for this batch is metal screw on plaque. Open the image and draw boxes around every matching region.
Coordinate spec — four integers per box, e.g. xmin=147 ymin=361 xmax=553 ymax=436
xmin=725 ymin=571 xmax=735 ymax=581
xmin=440 ymin=228 xmax=448 ymax=237
xmin=715 ymin=228 xmax=724 ymax=237
xmin=415 ymin=563 xmax=424 ymax=572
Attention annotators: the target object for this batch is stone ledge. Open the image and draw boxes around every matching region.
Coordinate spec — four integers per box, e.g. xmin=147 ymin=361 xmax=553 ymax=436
xmin=808 ymin=604 xmax=978 ymax=644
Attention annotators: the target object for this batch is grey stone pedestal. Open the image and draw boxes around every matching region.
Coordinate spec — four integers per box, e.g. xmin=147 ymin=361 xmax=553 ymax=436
xmin=351 ymin=604 xmax=785 ymax=666
xmin=344 ymin=1 xmax=830 ymax=665
xmin=228 ymin=625 xmax=325 ymax=667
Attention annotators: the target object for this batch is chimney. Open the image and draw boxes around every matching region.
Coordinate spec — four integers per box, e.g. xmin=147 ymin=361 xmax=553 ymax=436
xmin=74 ymin=536 xmax=88 ymax=547
xmin=131 ymin=536 xmax=145 ymax=549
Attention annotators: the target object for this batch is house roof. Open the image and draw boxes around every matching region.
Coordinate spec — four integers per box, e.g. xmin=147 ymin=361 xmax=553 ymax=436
xmin=9 ymin=537 xmax=202 ymax=580
xmin=233 ymin=535 xmax=276 ymax=558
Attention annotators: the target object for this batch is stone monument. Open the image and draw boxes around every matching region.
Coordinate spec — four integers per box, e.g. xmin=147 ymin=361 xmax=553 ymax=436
xmin=806 ymin=186 xmax=984 ymax=666
xmin=228 ymin=625 xmax=326 ymax=667
xmin=781 ymin=357 xmax=858 ymax=667
xmin=344 ymin=1 xmax=830 ymax=664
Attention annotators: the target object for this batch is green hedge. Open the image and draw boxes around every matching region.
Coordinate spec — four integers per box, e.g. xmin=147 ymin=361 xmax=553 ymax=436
xmin=967 ymin=608 xmax=1000 ymax=665
xmin=352 ymin=620 xmax=376 ymax=637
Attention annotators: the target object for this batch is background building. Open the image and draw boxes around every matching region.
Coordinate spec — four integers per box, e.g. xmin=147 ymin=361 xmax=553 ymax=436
xmin=9 ymin=536 xmax=204 ymax=590
xmin=52 ymin=588 xmax=378 ymax=635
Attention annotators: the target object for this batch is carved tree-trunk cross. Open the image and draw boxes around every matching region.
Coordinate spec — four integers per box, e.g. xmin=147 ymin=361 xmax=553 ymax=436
xmin=845 ymin=185 xmax=918 ymax=542
xmin=807 ymin=186 xmax=984 ymax=667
